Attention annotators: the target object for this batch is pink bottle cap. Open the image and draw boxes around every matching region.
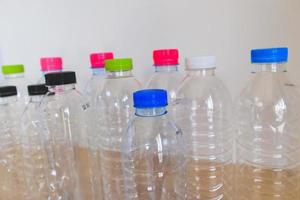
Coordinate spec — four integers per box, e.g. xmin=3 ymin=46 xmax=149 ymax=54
xmin=40 ymin=57 xmax=63 ymax=72
xmin=153 ymin=49 xmax=179 ymax=66
xmin=90 ymin=52 xmax=114 ymax=68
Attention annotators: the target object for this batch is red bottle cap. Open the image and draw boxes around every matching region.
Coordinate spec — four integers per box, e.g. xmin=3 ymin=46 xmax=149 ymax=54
xmin=153 ymin=49 xmax=179 ymax=66
xmin=90 ymin=52 xmax=114 ymax=68
xmin=40 ymin=57 xmax=63 ymax=72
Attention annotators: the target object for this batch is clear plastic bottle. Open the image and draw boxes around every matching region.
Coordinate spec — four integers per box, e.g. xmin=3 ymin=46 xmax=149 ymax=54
xmin=122 ymin=89 xmax=186 ymax=200
xmin=84 ymin=52 xmax=113 ymax=106
xmin=1 ymin=64 xmax=29 ymax=100
xmin=41 ymin=71 xmax=95 ymax=200
xmin=147 ymin=49 xmax=184 ymax=114
xmin=38 ymin=57 xmax=63 ymax=83
xmin=0 ymin=86 xmax=28 ymax=200
xmin=236 ymin=47 xmax=300 ymax=199
xmin=85 ymin=52 xmax=114 ymax=200
xmin=95 ymin=58 xmax=141 ymax=200
xmin=21 ymin=84 xmax=50 ymax=200
xmin=175 ymin=56 xmax=234 ymax=199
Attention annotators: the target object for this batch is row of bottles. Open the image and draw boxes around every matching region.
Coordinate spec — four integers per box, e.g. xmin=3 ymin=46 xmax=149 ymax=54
xmin=0 ymin=47 xmax=299 ymax=199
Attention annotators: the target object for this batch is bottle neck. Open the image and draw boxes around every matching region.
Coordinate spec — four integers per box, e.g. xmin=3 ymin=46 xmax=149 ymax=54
xmin=91 ymin=68 xmax=105 ymax=76
xmin=135 ymin=107 xmax=167 ymax=117
xmin=4 ymin=73 xmax=25 ymax=79
xmin=29 ymin=95 xmax=44 ymax=103
xmin=155 ymin=65 xmax=179 ymax=72
xmin=252 ymin=63 xmax=287 ymax=74
xmin=0 ymin=96 xmax=18 ymax=105
xmin=48 ymin=84 xmax=76 ymax=93
xmin=186 ymin=68 xmax=216 ymax=77
xmin=42 ymin=70 xmax=62 ymax=75
xmin=107 ymin=70 xmax=133 ymax=78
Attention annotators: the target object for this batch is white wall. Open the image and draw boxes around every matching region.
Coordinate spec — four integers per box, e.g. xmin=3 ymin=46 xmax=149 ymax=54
xmin=0 ymin=0 xmax=299 ymax=98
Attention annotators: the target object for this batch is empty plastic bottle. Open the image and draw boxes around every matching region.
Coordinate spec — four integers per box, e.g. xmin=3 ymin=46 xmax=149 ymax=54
xmin=41 ymin=71 xmax=95 ymax=200
xmin=1 ymin=64 xmax=29 ymax=100
xmin=85 ymin=52 xmax=114 ymax=200
xmin=236 ymin=47 xmax=300 ymax=199
xmin=175 ymin=56 xmax=234 ymax=199
xmin=84 ymin=52 xmax=113 ymax=105
xmin=38 ymin=57 xmax=63 ymax=83
xmin=147 ymin=49 xmax=184 ymax=114
xmin=95 ymin=58 xmax=141 ymax=200
xmin=21 ymin=84 xmax=49 ymax=200
xmin=122 ymin=89 xmax=186 ymax=200
xmin=0 ymin=86 xmax=28 ymax=200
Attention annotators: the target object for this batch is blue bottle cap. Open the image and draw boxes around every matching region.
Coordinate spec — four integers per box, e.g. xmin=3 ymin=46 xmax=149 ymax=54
xmin=251 ymin=47 xmax=288 ymax=63
xmin=133 ymin=89 xmax=168 ymax=108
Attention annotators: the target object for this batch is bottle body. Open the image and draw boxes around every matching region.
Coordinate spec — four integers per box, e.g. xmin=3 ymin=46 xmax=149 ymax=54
xmin=122 ymin=108 xmax=186 ymax=200
xmin=94 ymin=71 xmax=141 ymax=200
xmin=176 ymin=69 xmax=234 ymax=199
xmin=21 ymin=95 xmax=50 ymax=200
xmin=41 ymin=84 xmax=95 ymax=200
xmin=0 ymin=96 xmax=28 ymax=200
xmin=236 ymin=63 xmax=300 ymax=199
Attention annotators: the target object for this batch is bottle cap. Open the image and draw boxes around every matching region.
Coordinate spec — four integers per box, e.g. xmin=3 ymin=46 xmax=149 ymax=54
xmin=40 ymin=57 xmax=63 ymax=72
xmin=133 ymin=89 xmax=168 ymax=108
xmin=251 ymin=47 xmax=288 ymax=63
xmin=105 ymin=58 xmax=133 ymax=72
xmin=45 ymin=71 xmax=76 ymax=86
xmin=153 ymin=49 xmax=179 ymax=66
xmin=185 ymin=56 xmax=216 ymax=69
xmin=90 ymin=52 xmax=114 ymax=68
xmin=0 ymin=86 xmax=17 ymax=97
xmin=28 ymin=84 xmax=48 ymax=96
xmin=2 ymin=64 xmax=25 ymax=75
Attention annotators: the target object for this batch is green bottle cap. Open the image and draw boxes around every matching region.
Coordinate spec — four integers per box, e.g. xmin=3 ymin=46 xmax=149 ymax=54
xmin=2 ymin=64 xmax=25 ymax=75
xmin=105 ymin=58 xmax=133 ymax=72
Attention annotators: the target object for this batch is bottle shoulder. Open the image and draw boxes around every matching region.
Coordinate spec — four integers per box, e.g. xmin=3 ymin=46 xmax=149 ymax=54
xmin=122 ymin=115 xmax=184 ymax=165
xmin=125 ymin=114 xmax=182 ymax=139
xmin=84 ymin=76 xmax=106 ymax=97
xmin=237 ymin=75 xmax=299 ymax=111
xmin=147 ymin=72 xmax=184 ymax=89
xmin=41 ymin=89 xmax=89 ymax=113
xmin=177 ymin=76 xmax=232 ymax=109
xmin=99 ymin=77 xmax=141 ymax=100
xmin=21 ymin=102 xmax=43 ymax=127
xmin=0 ymin=101 xmax=23 ymax=126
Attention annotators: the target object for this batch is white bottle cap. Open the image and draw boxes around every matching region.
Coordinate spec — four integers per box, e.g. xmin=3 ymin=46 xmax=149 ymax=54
xmin=185 ymin=56 xmax=216 ymax=70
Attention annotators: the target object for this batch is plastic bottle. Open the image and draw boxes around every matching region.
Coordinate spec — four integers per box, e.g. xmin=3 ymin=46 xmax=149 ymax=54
xmin=38 ymin=57 xmax=63 ymax=83
xmin=0 ymin=86 xmax=28 ymax=200
xmin=85 ymin=52 xmax=114 ymax=200
xmin=21 ymin=84 xmax=49 ymax=200
xmin=122 ymin=89 xmax=186 ymax=200
xmin=175 ymin=56 xmax=233 ymax=199
xmin=236 ymin=47 xmax=300 ymax=199
xmin=84 ymin=52 xmax=113 ymax=105
xmin=41 ymin=71 xmax=95 ymax=200
xmin=147 ymin=49 xmax=184 ymax=114
xmin=1 ymin=64 xmax=28 ymax=100
xmin=95 ymin=58 xmax=141 ymax=200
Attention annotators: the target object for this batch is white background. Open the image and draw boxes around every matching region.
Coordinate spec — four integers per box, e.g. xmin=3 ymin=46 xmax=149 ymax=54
xmin=0 ymin=0 xmax=299 ymax=98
